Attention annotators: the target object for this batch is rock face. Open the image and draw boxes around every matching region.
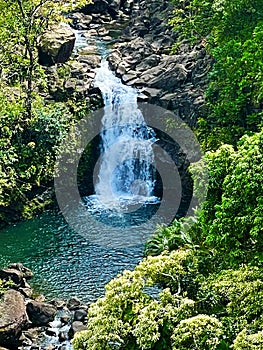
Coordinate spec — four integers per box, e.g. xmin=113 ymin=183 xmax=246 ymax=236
xmin=105 ymin=0 xmax=212 ymax=127
xmin=38 ymin=25 xmax=76 ymax=66
xmin=0 ymin=290 xmax=29 ymax=348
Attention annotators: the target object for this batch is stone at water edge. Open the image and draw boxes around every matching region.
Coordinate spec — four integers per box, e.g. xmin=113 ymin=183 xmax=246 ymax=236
xmin=68 ymin=321 xmax=87 ymax=339
xmin=26 ymin=301 xmax=57 ymax=326
xmin=0 ymin=263 xmax=33 ymax=287
xmin=38 ymin=24 xmax=76 ymax=66
xmin=67 ymin=297 xmax=81 ymax=311
xmin=0 ymin=290 xmax=29 ymax=348
xmin=73 ymin=309 xmax=88 ymax=322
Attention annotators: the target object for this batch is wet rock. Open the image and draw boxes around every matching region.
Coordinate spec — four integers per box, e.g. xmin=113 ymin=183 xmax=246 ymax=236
xmin=38 ymin=25 xmax=76 ymax=66
xmin=19 ymin=332 xmax=33 ymax=347
xmin=8 ymin=263 xmax=33 ymax=279
xmin=50 ymin=299 xmax=66 ymax=309
xmin=67 ymin=297 xmax=81 ymax=311
xmin=60 ymin=314 xmax=71 ymax=325
xmin=83 ymin=29 xmax=98 ymax=37
xmin=46 ymin=328 xmax=57 ymax=337
xmin=78 ymin=45 xmax=98 ymax=55
xmin=58 ymin=331 xmax=68 ymax=342
xmin=73 ymin=309 xmax=87 ymax=322
xmin=78 ymin=54 xmax=101 ymax=69
xmin=19 ymin=287 xmax=33 ymax=298
xmin=71 ymin=12 xmax=93 ymax=30
xmin=22 ymin=328 xmax=40 ymax=342
xmin=58 ymin=345 xmax=68 ymax=350
xmin=68 ymin=321 xmax=87 ymax=339
xmin=0 ymin=290 xmax=29 ymax=348
xmin=26 ymin=301 xmax=57 ymax=326
xmin=0 ymin=264 xmax=33 ymax=287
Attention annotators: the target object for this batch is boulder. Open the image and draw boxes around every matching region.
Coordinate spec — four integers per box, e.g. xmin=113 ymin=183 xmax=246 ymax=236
xmin=26 ymin=301 xmax=57 ymax=326
xmin=70 ymin=12 xmax=93 ymax=30
xmin=68 ymin=321 xmax=87 ymax=339
xmin=78 ymin=55 xmax=101 ymax=69
xmin=67 ymin=297 xmax=81 ymax=311
xmin=38 ymin=25 xmax=76 ymax=66
xmin=0 ymin=263 xmax=33 ymax=287
xmin=73 ymin=309 xmax=87 ymax=322
xmin=147 ymin=64 xmax=188 ymax=90
xmin=0 ymin=290 xmax=28 ymax=348
xmin=81 ymin=0 xmax=119 ymax=18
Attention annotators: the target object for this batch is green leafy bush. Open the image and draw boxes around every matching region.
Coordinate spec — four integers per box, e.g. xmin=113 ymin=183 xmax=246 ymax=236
xmin=195 ymin=130 xmax=263 ymax=265
xmin=73 ymin=250 xmax=201 ymax=350
xmin=233 ymin=330 xmax=263 ymax=349
xmin=171 ymin=314 xmax=223 ymax=350
xmin=199 ymin=266 xmax=263 ymax=340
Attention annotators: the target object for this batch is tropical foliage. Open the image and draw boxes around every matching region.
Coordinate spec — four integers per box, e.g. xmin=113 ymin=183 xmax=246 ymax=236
xmin=0 ymin=0 xmax=90 ymax=226
xmin=170 ymin=0 xmax=263 ymax=149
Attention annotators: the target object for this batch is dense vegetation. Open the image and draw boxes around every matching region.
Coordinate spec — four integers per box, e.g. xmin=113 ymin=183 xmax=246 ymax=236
xmin=73 ymin=0 xmax=263 ymax=349
xmin=0 ymin=0 xmax=89 ymax=227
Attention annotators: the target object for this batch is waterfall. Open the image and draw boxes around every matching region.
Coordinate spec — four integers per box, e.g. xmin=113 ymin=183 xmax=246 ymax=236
xmin=93 ymin=60 xmax=157 ymax=208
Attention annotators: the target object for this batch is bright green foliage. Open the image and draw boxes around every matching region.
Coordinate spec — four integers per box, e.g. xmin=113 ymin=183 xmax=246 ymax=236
xmin=144 ymin=216 xmax=206 ymax=257
xmin=233 ymin=330 xmax=263 ymax=350
xmin=171 ymin=314 xmax=223 ymax=350
xmin=199 ymin=266 xmax=263 ymax=339
xmin=73 ymin=249 xmax=263 ymax=349
xmin=195 ymin=131 xmax=263 ymax=264
xmin=0 ymin=91 xmax=79 ymax=225
xmin=0 ymin=278 xmax=13 ymax=298
xmin=0 ymin=0 xmax=92 ymax=226
xmin=73 ymin=250 xmax=202 ymax=350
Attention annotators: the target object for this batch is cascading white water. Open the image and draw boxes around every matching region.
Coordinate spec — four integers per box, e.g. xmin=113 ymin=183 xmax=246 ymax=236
xmin=94 ymin=60 xmax=157 ymax=208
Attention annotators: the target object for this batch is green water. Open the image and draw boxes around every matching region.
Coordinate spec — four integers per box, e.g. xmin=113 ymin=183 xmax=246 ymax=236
xmin=0 ymin=209 xmax=144 ymax=302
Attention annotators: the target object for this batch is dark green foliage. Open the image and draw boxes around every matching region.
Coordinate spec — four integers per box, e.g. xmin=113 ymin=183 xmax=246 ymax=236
xmin=0 ymin=92 xmax=82 ymax=226
xmin=170 ymin=0 xmax=263 ymax=149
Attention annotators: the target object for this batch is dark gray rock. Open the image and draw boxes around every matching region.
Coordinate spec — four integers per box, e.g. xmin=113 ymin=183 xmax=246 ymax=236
xmin=58 ymin=331 xmax=68 ymax=342
xmin=78 ymin=55 xmax=101 ymax=69
xmin=0 ymin=290 xmax=29 ymax=348
xmin=67 ymin=297 xmax=81 ymax=310
xmin=73 ymin=309 xmax=87 ymax=322
xmin=0 ymin=264 xmax=33 ymax=287
xmin=68 ymin=321 xmax=87 ymax=339
xmin=46 ymin=328 xmax=57 ymax=337
xmin=26 ymin=301 xmax=57 ymax=326
xmin=71 ymin=12 xmax=93 ymax=30
xmin=81 ymin=0 xmax=118 ymax=18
